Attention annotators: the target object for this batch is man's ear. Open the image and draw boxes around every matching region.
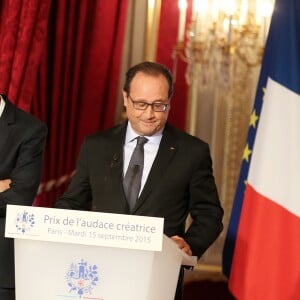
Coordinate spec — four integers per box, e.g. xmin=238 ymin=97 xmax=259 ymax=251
xmin=122 ymin=91 xmax=128 ymax=107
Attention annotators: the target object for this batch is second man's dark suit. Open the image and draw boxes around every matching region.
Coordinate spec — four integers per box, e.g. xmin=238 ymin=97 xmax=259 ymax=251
xmin=55 ymin=122 xmax=223 ymax=257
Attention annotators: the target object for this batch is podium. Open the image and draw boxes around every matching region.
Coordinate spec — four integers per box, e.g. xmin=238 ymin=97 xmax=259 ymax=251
xmin=5 ymin=205 xmax=196 ymax=300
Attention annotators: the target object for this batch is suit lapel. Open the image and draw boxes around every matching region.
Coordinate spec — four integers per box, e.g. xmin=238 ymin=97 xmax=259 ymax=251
xmin=106 ymin=123 xmax=129 ymax=209
xmin=133 ymin=126 xmax=178 ymax=213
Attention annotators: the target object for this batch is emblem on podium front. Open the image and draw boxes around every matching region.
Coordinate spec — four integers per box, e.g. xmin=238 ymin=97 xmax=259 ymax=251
xmin=66 ymin=259 xmax=99 ymax=298
xmin=15 ymin=210 xmax=35 ymax=234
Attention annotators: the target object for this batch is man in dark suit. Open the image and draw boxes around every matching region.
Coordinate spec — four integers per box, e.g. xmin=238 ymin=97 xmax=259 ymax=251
xmin=0 ymin=94 xmax=47 ymax=300
xmin=55 ymin=61 xmax=223 ymax=300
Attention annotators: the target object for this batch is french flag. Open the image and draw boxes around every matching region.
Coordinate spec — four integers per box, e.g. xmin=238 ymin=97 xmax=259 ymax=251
xmin=222 ymin=0 xmax=300 ymax=299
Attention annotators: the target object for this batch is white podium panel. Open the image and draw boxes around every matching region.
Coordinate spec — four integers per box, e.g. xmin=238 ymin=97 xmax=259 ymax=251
xmin=6 ymin=205 xmax=197 ymax=300
xmin=14 ymin=236 xmax=184 ymax=300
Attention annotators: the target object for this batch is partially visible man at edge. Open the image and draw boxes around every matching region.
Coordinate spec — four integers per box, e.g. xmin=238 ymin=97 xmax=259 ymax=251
xmin=55 ymin=61 xmax=223 ymax=300
xmin=0 ymin=94 xmax=47 ymax=300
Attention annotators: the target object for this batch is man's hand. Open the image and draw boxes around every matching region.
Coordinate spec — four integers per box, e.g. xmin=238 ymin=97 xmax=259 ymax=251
xmin=171 ymin=235 xmax=192 ymax=256
xmin=0 ymin=179 xmax=11 ymax=192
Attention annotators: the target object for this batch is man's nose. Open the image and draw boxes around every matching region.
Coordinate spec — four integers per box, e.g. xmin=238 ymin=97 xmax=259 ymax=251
xmin=143 ymin=104 xmax=155 ymax=116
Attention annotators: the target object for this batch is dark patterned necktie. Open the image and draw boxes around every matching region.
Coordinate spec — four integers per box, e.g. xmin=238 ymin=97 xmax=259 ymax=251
xmin=123 ymin=136 xmax=148 ymax=212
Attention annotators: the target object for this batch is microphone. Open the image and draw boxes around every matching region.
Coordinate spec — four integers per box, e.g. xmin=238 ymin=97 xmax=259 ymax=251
xmin=133 ymin=164 xmax=140 ymax=175
xmin=110 ymin=153 xmax=120 ymax=167
xmin=127 ymin=165 xmax=140 ymax=181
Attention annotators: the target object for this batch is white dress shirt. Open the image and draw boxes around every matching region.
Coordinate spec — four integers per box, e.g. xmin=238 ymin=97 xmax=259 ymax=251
xmin=0 ymin=95 xmax=5 ymax=117
xmin=123 ymin=122 xmax=163 ymax=194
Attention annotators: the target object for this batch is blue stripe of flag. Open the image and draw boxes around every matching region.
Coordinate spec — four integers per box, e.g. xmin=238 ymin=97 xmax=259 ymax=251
xmin=222 ymin=0 xmax=300 ymax=277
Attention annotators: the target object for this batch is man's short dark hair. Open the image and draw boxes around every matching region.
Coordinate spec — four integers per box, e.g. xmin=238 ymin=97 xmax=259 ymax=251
xmin=123 ymin=61 xmax=174 ymax=99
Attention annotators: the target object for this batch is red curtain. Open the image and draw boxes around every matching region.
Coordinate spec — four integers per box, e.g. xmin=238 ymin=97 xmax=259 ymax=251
xmin=32 ymin=0 xmax=129 ymax=207
xmin=156 ymin=0 xmax=193 ymax=130
xmin=0 ymin=0 xmax=51 ymax=110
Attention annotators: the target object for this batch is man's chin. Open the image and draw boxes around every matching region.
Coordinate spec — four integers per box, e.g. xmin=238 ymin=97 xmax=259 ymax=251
xmin=139 ymin=126 xmax=159 ymax=136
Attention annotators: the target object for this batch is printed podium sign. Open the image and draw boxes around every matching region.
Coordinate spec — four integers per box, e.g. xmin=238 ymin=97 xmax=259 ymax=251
xmin=5 ymin=205 xmax=195 ymax=300
xmin=5 ymin=205 xmax=164 ymax=251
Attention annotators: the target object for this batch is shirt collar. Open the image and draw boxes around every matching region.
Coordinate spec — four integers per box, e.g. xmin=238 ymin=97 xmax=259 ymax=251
xmin=125 ymin=121 xmax=163 ymax=145
xmin=0 ymin=95 xmax=5 ymax=118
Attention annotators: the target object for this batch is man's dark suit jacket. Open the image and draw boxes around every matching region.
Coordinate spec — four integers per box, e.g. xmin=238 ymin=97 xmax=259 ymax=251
xmin=0 ymin=95 xmax=47 ymax=288
xmin=56 ymin=122 xmax=223 ymax=258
